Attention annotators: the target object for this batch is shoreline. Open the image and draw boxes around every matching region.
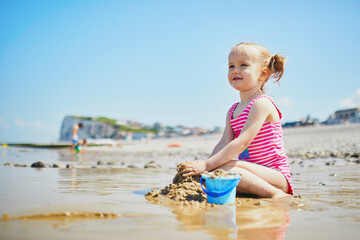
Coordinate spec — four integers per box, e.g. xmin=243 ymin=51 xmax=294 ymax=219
xmin=2 ymin=124 xmax=360 ymax=170
xmin=0 ymin=123 xmax=359 ymax=239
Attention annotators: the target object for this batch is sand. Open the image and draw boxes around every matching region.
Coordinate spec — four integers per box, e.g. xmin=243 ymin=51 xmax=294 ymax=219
xmin=0 ymin=124 xmax=359 ymax=239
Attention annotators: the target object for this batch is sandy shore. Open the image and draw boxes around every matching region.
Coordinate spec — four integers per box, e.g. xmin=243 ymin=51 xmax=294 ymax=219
xmin=1 ymin=124 xmax=359 ymax=239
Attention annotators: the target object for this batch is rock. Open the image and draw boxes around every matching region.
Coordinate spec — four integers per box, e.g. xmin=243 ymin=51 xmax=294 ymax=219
xmin=351 ymin=153 xmax=359 ymax=158
xmin=127 ymin=165 xmax=138 ymax=168
xmin=66 ymin=164 xmax=75 ymax=168
xmin=31 ymin=161 xmax=50 ymax=168
xmin=325 ymin=161 xmax=336 ymax=166
xmin=144 ymin=162 xmax=161 ymax=169
xmin=14 ymin=164 xmax=28 ymax=167
xmin=53 ymin=163 xmax=66 ymax=168
xmin=254 ymin=201 xmax=264 ymax=206
xmin=319 ymin=182 xmax=326 ymax=186
xmin=97 ymin=161 xmax=104 ymax=165
xmin=329 ymin=173 xmax=337 ymax=177
xmin=4 ymin=162 xmax=13 ymax=167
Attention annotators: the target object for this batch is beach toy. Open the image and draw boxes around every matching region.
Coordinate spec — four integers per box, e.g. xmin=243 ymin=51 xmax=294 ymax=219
xmin=2 ymin=143 xmax=7 ymax=148
xmin=74 ymin=145 xmax=82 ymax=153
xmin=167 ymin=143 xmax=182 ymax=147
xmin=200 ymin=172 xmax=241 ymax=204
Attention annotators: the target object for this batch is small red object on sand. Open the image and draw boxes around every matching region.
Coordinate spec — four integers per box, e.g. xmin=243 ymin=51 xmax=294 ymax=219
xmin=167 ymin=143 xmax=182 ymax=147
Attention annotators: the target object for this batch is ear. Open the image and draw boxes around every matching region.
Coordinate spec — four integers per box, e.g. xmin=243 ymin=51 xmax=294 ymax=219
xmin=258 ymin=67 xmax=270 ymax=81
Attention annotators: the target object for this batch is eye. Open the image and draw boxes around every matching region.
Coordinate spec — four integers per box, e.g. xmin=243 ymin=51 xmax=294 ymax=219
xmin=228 ymin=65 xmax=234 ymax=69
xmin=241 ymin=63 xmax=248 ymax=67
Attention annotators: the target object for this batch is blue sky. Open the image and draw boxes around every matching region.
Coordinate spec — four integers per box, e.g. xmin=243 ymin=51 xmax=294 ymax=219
xmin=1 ymin=0 xmax=359 ymax=143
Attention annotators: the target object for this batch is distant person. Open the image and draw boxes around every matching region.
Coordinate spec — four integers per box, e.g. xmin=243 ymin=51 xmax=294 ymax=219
xmin=72 ymin=123 xmax=83 ymax=148
xmin=181 ymin=42 xmax=293 ymax=198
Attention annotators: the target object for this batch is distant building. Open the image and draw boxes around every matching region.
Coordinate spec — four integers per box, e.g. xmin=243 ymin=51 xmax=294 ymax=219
xmin=282 ymin=115 xmax=319 ymax=128
xmin=326 ymin=108 xmax=360 ymax=124
xmin=59 ymin=116 xmax=220 ymax=142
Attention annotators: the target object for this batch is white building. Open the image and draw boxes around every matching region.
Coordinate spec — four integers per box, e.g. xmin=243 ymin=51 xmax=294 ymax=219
xmin=326 ymin=108 xmax=360 ymax=124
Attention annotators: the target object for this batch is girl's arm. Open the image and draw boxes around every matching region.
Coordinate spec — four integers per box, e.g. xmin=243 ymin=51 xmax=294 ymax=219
xmin=208 ymin=109 xmax=235 ymax=158
xmin=182 ymin=98 xmax=273 ymax=176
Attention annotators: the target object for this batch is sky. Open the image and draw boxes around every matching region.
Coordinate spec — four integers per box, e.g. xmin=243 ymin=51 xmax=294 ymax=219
xmin=0 ymin=0 xmax=360 ymax=143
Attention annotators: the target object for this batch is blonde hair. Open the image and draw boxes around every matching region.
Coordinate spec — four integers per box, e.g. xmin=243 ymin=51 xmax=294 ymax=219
xmin=231 ymin=42 xmax=286 ymax=91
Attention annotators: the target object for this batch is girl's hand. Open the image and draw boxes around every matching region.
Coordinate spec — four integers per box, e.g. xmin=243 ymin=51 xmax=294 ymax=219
xmin=180 ymin=161 xmax=206 ymax=177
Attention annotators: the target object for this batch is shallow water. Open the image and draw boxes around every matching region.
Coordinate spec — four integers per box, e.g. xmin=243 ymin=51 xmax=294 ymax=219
xmin=0 ymin=146 xmax=359 ymax=240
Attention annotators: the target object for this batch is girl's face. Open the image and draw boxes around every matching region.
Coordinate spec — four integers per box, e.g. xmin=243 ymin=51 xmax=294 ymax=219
xmin=228 ymin=50 xmax=266 ymax=92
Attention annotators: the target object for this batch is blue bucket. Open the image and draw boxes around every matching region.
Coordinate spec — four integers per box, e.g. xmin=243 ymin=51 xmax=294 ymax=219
xmin=201 ymin=172 xmax=241 ymax=204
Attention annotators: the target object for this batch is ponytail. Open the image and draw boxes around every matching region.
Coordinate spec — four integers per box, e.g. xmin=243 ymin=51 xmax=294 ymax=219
xmin=267 ymin=54 xmax=286 ymax=83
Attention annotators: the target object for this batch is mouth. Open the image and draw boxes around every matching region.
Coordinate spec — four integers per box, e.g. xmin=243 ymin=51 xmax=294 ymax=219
xmin=232 ymin=77 xmax=243 ymax=81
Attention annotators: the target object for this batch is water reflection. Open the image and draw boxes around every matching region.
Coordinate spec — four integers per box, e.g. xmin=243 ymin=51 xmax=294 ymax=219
xmin=54 ymin=166 xmax=296 ymax=239
xmin=1 ymin=147 xmax=7 ymax=159
xmin=56 ymin=168 xmax=172 ymax=196
xmin=170 ymin=200 xmax=291 ymax=240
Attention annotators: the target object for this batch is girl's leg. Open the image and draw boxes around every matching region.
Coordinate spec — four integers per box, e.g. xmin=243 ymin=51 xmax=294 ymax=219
xmin=219 ymin=161 xmax=289 ymax=198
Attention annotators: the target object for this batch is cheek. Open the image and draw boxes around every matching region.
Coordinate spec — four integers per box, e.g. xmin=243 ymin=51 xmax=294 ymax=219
xmin=227 ymin=72 xmax=233 ymax=83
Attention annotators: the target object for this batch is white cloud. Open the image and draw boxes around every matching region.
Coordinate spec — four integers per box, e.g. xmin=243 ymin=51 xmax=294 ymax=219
xmin=340 ymin=88 xmax=360 ymax=108
xmin=356 ymin=88 xmax=360 ymax=96
xmin=14 ymin=119 xmax=26 ymax=127
xmin=277 ymin=97 xmax=293 ymax=107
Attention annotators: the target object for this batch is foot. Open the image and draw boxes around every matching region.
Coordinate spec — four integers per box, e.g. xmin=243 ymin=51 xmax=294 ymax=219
xmin=271 ymin=191 xmax=290 ymax=199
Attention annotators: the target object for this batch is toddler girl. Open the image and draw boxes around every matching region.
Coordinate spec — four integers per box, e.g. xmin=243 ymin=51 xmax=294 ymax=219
xmin=181 ymin=42 xmax=293 ymax=198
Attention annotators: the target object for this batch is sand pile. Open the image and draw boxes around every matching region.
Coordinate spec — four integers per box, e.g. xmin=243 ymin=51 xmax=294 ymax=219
xmin=145 ymin=163 xmax=239 ymax=204
xmin=145 ymin=162 xmax=207 ymax=203
xmin=203 ymin=169 xmax=237 ymax=178
xmin=145 ymin=162 xmax=307 ymax=211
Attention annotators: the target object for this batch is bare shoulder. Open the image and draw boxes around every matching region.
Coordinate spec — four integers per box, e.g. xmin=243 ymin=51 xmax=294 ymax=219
xmin=251 ymin=97 xmax=274 ymax=112
xmin=250 ymin=98 xmax=280 ymax=122
xmin=251 ymin=97 xmax=279 ymax=122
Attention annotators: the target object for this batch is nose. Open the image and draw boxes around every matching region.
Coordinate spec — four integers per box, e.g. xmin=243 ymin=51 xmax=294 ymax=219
xmin=231 ymin=67 xmax=239 ymax=75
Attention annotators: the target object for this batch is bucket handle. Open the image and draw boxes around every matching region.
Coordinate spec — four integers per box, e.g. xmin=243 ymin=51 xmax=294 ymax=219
xmin=200 ymin=176 xmax=240 ymax=198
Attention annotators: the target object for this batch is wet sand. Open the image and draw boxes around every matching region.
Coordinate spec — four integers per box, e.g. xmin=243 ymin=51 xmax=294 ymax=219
xmin=0 ymin=124 xmax=359 ymax=239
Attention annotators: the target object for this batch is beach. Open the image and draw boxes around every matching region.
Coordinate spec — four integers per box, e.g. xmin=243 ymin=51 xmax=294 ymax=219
xmin=0 ymin=124 xmax=359 ymax=240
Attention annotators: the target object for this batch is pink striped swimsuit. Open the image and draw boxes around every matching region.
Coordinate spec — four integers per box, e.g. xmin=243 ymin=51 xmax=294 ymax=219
xmin=229 ymin=95 xmax=294 ymax=195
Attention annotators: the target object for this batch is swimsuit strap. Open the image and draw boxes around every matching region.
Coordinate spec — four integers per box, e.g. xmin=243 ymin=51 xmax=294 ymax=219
xmin=247 ymin=95 xmax=282 ymax=119
xmin=229 ymin=102 xmax=240 ymax=119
